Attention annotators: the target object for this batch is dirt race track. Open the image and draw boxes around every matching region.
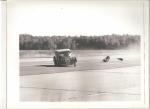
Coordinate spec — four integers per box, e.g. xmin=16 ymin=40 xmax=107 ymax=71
xmin=20 ymin=51 xmax=141 ymax=101
xmin=20 ymin=54 xmax=140 ymax=76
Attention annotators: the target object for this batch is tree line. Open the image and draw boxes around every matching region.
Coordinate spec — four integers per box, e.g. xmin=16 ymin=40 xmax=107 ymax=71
xmin=19 ymin=34 xmax=140 ymax=50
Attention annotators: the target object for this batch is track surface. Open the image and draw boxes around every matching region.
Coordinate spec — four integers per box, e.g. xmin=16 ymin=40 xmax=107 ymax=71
xmin=20 ymin=52 xmax=141 ymax=101
xmin=20 ymin=55 xmax=140 ymax=76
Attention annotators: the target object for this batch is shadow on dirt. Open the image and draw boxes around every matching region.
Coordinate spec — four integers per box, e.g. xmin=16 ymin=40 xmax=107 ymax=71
xmin=38 ymin=65 xmax=56 ymax=67
xmin=37 ymin=65 xmax=68 ymax=67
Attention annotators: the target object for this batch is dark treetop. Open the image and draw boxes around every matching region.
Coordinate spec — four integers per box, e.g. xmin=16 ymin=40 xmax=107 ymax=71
xmin=19 ymin=34 xmax=140 ymax=50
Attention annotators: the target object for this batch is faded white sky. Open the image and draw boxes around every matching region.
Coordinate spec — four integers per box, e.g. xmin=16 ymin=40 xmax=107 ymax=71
xmin=8 ymin=0 xmax=144 ymax=36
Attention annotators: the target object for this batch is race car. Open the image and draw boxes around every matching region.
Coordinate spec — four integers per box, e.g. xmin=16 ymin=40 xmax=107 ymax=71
xmin=53 ymin=49 xmax=77 ymax=67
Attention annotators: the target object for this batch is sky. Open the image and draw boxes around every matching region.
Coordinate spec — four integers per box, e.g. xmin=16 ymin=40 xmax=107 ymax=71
xmin=8 ymin=0 xmax=144 ymax=36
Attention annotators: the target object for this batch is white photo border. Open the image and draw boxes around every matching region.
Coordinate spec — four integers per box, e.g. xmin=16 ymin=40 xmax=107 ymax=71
xmin=4 ymin=0 xmax=150 ymax=109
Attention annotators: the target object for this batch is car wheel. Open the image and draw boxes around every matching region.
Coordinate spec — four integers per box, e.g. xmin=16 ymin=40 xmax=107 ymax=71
xmin=53 ymin=56 xmax=57 ymax=66
xmin=73 ymin=62 xmax=76 ymax=67
xmin=73 ymin=57 xmax=77 ymax=67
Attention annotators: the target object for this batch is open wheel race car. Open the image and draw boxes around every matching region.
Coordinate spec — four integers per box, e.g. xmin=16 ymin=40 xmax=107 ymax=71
xmin=53 ymin=49 xmax=77 ymax=67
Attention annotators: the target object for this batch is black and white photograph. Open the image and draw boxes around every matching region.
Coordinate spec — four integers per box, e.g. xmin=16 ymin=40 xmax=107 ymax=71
xmin=19 ymin=0 xmax=142 ymax=102
xmin=4 ymin=0 xmax=149 ymax=108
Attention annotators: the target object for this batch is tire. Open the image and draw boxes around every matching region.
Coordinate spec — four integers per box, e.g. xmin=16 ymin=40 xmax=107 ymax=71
xmin=74 ymin=62 xmax=76 ymax=67
xmin=53 ymin=56 xmax=57 ymax=66
xmin=73 ymin=57 xmax=77 ymax=67
xmin=75 ymin=57 xmax=77 ymax=63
